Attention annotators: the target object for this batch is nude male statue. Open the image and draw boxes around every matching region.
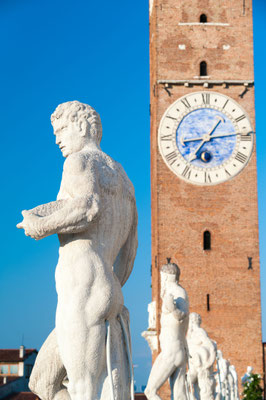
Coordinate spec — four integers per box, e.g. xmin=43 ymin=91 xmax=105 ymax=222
xmin=187 ymin=313 xmax=216 ymax=400
xmin=228 ymin=365 xmax=239 ymax=400
xmin=215 ymin=350 xmax=230 ymax=400
xmin=17 ymin=101 xmax=138 ymax=400
xmin=144 ymin=262 xmax=189 ymax=400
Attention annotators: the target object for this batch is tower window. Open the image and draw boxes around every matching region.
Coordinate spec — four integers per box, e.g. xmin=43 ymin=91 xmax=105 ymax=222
xmin=200 ymin=61 xmax=207 ymax=76
xmin=207 ymin=294 xmax=210 ymax=311
xmin=200 ymin=14 xmax=207 ymax=23
xmin=203 ymin=230 xmax=211 ymax=250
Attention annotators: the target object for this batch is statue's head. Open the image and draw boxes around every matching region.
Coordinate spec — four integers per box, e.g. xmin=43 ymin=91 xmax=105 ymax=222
xmin=160 ymin=262 xmax=180 ymax=282
xmin=51 ymin=101 xmax=102 ymax=157
xmin=189 ymin=312 xmax=202 ymax=327
xmin=247 ymin=366 xmax=253 ymax=374
xmin=160 ymin=262 xmax=180 ymax=297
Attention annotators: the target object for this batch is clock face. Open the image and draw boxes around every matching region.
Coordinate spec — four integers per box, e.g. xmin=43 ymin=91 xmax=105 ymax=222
xmin=158 ymin=91 xmax=254 ymax=185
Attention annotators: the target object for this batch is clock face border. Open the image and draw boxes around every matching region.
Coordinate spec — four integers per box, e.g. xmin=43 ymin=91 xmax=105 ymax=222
xmin=158 ymin=91 xmax=254 ymax=186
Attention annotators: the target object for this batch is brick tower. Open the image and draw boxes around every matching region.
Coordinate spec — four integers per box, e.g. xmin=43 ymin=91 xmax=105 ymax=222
xmin=149 ymin=0 xmax=262 ymax=397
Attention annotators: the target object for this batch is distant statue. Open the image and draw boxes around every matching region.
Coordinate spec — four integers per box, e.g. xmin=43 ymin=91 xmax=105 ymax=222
xmin=17 ymin=101 xmax=138 ymax=400
xmin=241 ymin=366 xmax=253 ymax=386
xmin=144 ymin=261 xmax=189 ymax=400
xmin=187 ymin=313 xmax=216 ymax=400
xmin=215 ymin=350 xmax=230 ymax=400
xmin=148 ymin=301 xmax=157 ymax=330
xmin=228 ymin=365 xmax=239 ymax=400
xmin=142 ymin=301 xmax=158 ymax=353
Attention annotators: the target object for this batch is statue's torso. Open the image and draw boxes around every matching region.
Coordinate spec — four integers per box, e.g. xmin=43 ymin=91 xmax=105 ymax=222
xmin=160 ymin=284 xmax=189 ymax=347
xmin=56 ymin=148 xmax=135 ymax=264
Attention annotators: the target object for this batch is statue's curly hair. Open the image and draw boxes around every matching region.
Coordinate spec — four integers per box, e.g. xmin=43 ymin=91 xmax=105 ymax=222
xmin=161 ymin=262 xmax=180 ymax=280
xmin=51 ymin=101 xmax=102 ymax=145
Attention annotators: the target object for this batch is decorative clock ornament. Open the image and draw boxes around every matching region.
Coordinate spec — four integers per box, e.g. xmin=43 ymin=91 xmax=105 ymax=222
xmin=158 ymin=91 xmax=254 ymax=185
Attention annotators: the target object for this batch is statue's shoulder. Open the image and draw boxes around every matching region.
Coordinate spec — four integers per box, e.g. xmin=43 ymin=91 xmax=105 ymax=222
xmin=63 ymin=152 xmax=90 ymax=173
xmin=176 ymin=283 xmax=188 ymax=299
xmin=63 ymin=151 xmax=101 ymax=174
xmin=97 ymin=151 xmax=135 ymax=199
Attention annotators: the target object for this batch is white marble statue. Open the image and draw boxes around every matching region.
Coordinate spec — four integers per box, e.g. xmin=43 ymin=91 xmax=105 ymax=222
xmin=144 ymin=261 xmax=189 ymax=400
xmin=148 ymin=301 xmax=157 ymax=330
xmin=215 ymin=350 xmax=230 ymax=400
xmin=241 ymin=366 xmax=253 ymax=386
xmin=187 ymin=313 xmax=216 ymax=400
xmin=142 ymin=301 xmax=158 ymax=353
xmin=228 ymin=365 xmax=239 ymax=400
xmin=17 ymin=101 xmax=138 ymax=400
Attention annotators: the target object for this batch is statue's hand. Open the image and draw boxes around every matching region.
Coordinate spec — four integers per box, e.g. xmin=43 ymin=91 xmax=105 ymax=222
xmin=17 ymin=211 xmax=43 ymax=240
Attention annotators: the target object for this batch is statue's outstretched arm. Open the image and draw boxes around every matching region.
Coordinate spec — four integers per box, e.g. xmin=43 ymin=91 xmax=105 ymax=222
xmin=113 ymin=202 xmax=138 ymax=286
xmin=17 ymin=154 xmax=100 ymax=240
xmin=17 ymin=195 xmax=99 ymax=239
xmin=22 ymin=200 xmax=66 ymax=218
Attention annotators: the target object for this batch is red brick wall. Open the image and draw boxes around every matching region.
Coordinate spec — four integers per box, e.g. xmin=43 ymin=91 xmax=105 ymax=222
xmin=150 ymin=1 xmax=262 ymax=398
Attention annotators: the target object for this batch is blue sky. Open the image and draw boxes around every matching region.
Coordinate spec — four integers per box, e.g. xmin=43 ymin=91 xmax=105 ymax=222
xmin=0 ymin=0 xmax=265 ymax=391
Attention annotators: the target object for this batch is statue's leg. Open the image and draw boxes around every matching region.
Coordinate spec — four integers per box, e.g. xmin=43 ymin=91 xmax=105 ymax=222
xmin=55 ymin=272 xmax=120 ymax=400
xmin=29 ymin=329 xmax=69 ymax=400
xmin=171 ymin=363 xmax=187 ymax=400
xmin=144 ymin=353 xmax=176 ymax=400
xmin=197 ymin=370 xmax=215 ymax=400
xmin=187 ymin=369 xmax=198 ymax=400
xmin=56 ymin=315 xmax=106 ymax=400
xmin=193 ymin=378 xmax=201 ymax=400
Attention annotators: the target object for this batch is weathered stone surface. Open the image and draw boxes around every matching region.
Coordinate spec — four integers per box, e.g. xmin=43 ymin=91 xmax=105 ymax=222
xmin=144 ymin=262 xmax=189 ymax=400
xmin=142 ymin=301 xmax=158 ymax=352
xmin=187 ymin=313 xmax=216 ymax=400
xmin=17 ymin=101 xmax=138 ymax=400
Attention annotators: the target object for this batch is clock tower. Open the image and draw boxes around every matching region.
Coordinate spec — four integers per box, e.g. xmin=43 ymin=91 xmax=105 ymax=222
xmin=149 ymin=0 xmax=262 ymax=397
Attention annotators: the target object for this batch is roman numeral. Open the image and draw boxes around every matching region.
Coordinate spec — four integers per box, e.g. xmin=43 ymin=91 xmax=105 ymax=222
xmin=235 ymin=114 xmax=246 ymax=123
xmin=166 ymin=115 xmax=177 ymax=120
xmin=165 ymin=151 xmax=178 ymax=165
xmin=182 ymin=165 xmax=192 ymax=179
xmin=160 ymin=134 xmax=172 ymax=141
xmin=224 ymin=169 xmax=231 ymax=177
xmin=181 ymin=98 xmax=191 ymax=109
xmin=204 ymin=172 xmax=212 ymax=183
xmin=240 ymin=134 xmax=252 ymax=141
xmin=222 ymin=99 xmax=229 ymax=109
xmin=235 ymin=152 xmax=247 ymax=163
xmin=202 ymin=93 xmax=210 ymax=105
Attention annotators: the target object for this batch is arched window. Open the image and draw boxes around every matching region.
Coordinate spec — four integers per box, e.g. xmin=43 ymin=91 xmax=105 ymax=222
xmin=200 ymin=61 xmax=207 ymax=76
xmin=203 ymin=230 xmax=211 ymax=250
xmin=200 ymin=14 xmax=207 ymax=23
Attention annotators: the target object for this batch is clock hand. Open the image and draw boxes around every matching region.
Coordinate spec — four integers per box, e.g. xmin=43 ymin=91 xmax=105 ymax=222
xmin=209 ymin=132 xmax=238 ymax=139
xmin=182 ymin=131 xmax=252 ymax=145
xmin=207 ymin=116 xmax=225 ymax=137
xmin=211 ymin=131 xmax=252 ymax=139
xmin=187 ymin=116 xmax=224 ymax=161
xmin=183 ymin=132 xmax=236 ymax=144
xmin=188 ymin=137 xmax=208 ymax=161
